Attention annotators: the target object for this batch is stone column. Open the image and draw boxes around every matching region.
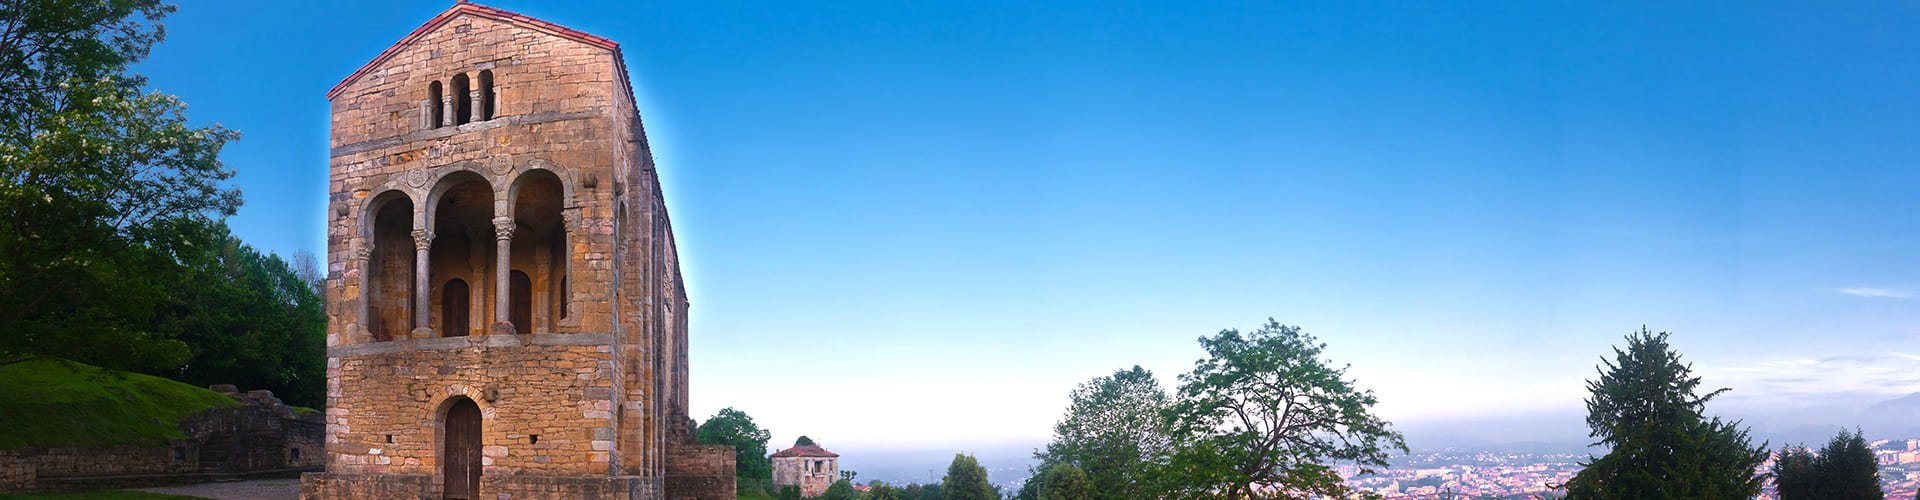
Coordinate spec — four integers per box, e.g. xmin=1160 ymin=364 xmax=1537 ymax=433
xmin=470 ymin=87 xmax=485 ymax=123
xmin=411 ymin=228 xmax=433 ymax=338
xmin=441 ymin=92 xmax=455 ymax=127
xmin=491 ymin=216 xmax=515 ymax=335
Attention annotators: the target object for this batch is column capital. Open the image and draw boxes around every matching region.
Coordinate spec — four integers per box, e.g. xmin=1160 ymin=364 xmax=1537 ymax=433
xmin=493 ymin=217 xmax=515 ymax=241
xmin=411 ymin=229 xmax=433 ymax=251
xmin=561 ymin=209 xmax=581 ymax=236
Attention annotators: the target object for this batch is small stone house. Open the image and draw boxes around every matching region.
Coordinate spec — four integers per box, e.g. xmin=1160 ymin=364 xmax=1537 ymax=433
xmin=770 ymin=437 xmax=839 ymax=497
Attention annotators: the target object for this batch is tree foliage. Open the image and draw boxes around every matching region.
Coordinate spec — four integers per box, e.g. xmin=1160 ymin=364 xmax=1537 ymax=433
xmin=1032 ymin=366 xmax=1170 ymax=499
xmin=865 ymin=482 xmax=901 ymax=500
xmin=1038 ymin=463 xmax=1091 ymax=500
xmin=156 ymin=222 xmax=326 ymax=407
xmin=941 ymin=454 xmax=995 ymax=500
xmin=1564 ymin=328 xmax=1767 ymax=498
xmin=1774 ymin=429 xmax=1884 ymax=500
xmin=1773 ymin=445 xmax=1818 ymax=499
xmin=1160 ymin=319 xmax=1407 ymax=498
xmin=821 ymin=479 xmax=857 ymax=500
xmin=0 ymin=0 xmax=241 ymax=370
xmin=695 ymin=407 xmax=773 ymax=494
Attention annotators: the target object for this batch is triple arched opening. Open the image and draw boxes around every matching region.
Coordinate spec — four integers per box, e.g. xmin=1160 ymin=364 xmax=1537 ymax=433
xmin=361 ymin=164 xmax=572 ymax=342
xmin=427 ymin=69 xmax=496 ymax=130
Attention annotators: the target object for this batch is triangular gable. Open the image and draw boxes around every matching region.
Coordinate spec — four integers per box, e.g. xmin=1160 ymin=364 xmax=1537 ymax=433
xmin=327 ymin=1 xmax=620 ymax=100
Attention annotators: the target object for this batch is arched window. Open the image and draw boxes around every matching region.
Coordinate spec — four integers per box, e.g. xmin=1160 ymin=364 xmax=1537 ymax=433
xmin=427 ymin=81 xmax=444 ymax=129
xmin=451 ymin=73 xmax=472 ymax=125
xmin=478 ymin=70 xmax=495 ymax=121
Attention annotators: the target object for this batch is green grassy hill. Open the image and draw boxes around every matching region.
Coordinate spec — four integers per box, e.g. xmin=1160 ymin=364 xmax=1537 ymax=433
xmin=0 ymin=358 xmax=240 ymax=448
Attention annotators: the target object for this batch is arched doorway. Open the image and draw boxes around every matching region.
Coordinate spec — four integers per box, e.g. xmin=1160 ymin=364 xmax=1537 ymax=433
xmin=443 ymin=398 xmax=481 ymax=499
xmin=441 ymin=279 xmax=469 ymax=337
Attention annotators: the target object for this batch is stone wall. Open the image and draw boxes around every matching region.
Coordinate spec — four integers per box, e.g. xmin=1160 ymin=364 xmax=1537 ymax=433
xmin=302 ymin=472 xmax=665 ymax=499
xmin=322 ymin=337 xmax=618 ymax=477
xmin=300 ymin=472 xmax=434 ymax=500
xmin=0 ymin=387 xmax=324 ymax=494
xmin=312 ymin=4 xmax=732 ymax=499
xmin=0 ymin=451 xmax=33 ymax=492
xmin=772 ymin=456 xmax=838 ymax=497
xmin=664 ymin=442 xmax=736 ymax=500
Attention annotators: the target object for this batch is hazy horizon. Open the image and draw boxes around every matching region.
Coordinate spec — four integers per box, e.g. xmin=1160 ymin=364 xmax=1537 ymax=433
xmin=144 ymin=0 xmax=1920 ymax=455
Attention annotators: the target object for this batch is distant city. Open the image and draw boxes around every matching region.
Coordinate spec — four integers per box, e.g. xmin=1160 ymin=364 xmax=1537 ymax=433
xmin=866 ymin=435 xmax=1920 ymax=499
xmin=1339 ymin=437 xmax=1920 ymax=499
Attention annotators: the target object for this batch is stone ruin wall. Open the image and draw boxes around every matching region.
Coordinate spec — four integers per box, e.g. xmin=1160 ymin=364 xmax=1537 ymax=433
xmin=0 ymin=387 xmax=324 ymax=494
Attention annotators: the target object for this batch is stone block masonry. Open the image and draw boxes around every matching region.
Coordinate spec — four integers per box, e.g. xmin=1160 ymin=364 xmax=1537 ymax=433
xmin=303 ymin=2 xmax=732 ymax=498
xmin=0 ymin=387 xmax=325 ymax=494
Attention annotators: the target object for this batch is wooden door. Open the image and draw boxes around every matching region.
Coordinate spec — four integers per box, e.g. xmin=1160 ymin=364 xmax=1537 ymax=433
xmin=444 ymin=399 xmax=481 ymax=499
xmin=442 ymin=279 xmax=469 ymax=337
xmin=509 ymin=271 xmax=531 ymax=334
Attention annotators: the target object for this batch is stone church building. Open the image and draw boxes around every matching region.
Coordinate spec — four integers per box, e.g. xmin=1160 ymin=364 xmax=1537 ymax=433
xmin=300 ymin=2 xmax=733 ymax=498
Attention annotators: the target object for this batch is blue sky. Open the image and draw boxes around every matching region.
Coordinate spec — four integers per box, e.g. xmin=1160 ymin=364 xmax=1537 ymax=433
xmin=141 ymin=1 xmax=1920 ymax=451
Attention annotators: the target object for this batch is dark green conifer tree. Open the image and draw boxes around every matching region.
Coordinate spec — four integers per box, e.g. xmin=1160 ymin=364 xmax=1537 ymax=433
xmin=1564 ymin=328 xmax=1767 ymax=498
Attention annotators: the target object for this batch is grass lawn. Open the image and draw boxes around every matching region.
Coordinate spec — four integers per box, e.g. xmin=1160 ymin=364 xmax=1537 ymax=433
xmin=0 ymin=358 xmax=239 ymax=448
xmin=0 ymin=491 xmax=201 ymax=499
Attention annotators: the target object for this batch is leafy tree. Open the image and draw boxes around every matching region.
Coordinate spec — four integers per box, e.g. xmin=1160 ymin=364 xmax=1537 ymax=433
xmin=1811 ymin=429 xmax=1882 ymax=500
xmin=901 ymin=482 xmax=938 ymax=500
xmin=1033 ymin=366 xmax=1170 ymax=499
xmin=1038 ymin=463 xmax=1091 ymax=500
xmin=841 ymin=469 xmax=859 ymax=483
xmin=1161 ymin=319 xmax=1408 ymax=498
xmin=777 ymin=485 xmax=802 ymax=500
xmin=865 ymin=482 xmax=900 ymax=500
xmin=822 ymin=479 xmax=857 ymax=500
xmin=1564 ymin=328 xmax=1767 ymax=498
xmin=941 ymin=454 xmax=994 ymax=500
xmin=0 ymin=0 xmax=240 ymax=372
xmin=695 ymin=407 xmax=773 ymax=494
xmin=1773 ymin=445 xmax=1818 ymax=499
xmin=154 ymin=222 xmax=326 ymax=407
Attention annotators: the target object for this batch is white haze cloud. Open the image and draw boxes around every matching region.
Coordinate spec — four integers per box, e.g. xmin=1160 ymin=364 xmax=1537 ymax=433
xmin=1833 ymin=287 xmax=1916 ymax=299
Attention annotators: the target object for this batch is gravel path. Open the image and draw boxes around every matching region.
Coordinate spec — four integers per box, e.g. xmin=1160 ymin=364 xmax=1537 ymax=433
xmin=132 ymin=478 xmax=300 ymax=499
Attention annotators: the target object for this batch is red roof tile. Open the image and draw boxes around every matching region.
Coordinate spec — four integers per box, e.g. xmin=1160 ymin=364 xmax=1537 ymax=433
xmin=770 ymin=444 xmax=839 ymax=458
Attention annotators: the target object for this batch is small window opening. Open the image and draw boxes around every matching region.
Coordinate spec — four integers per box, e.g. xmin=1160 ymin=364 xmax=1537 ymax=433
xmin=174 ymin=447 xmax=186 ymax=460
xmin=557 ymin=277 xmax=568 ymax=319
xmin=290 ymin=447 xmax=301 ymax=460
xmin=451 ymin=73 xmax=472 ymax=125
xmin=385 ymin=434 xmax=394 ymax=444
xmin=529 ymin=434 xmax=539 ymax=445
xmin=478 ymin=69 xmax=495 ymax=121
xmin=428 ymin=81 xmax=444 ymax=129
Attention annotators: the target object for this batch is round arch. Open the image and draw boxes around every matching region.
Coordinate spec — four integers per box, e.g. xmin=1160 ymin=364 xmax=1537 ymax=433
xmin=423 ymin=165 xmax=496 ymax=233
xmin=503 ymin=158 xmax=578 ymax=220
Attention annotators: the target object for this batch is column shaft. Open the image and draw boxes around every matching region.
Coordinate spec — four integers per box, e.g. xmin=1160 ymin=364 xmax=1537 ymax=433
xmin=411 ymin=229 xmax=433 ymax=338
xmin=492 ymin=217 xmax=515 ymax=334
